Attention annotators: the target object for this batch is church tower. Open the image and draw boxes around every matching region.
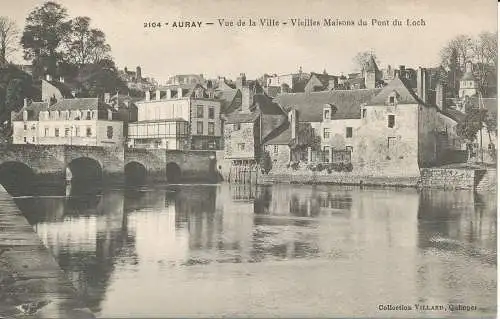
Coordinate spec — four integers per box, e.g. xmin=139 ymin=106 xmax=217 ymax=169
xmin=459 ymin=61 xmax=477 ymax=98
xmin=364 ymin=55 xmax=380 ymax=89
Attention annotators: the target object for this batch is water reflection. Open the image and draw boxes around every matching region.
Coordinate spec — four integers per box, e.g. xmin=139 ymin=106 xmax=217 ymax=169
xmin=15 ymin=184 xmax=497 ymax=317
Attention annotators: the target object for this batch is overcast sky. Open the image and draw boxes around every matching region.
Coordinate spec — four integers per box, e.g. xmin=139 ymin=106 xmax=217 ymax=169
xmin=3 ymin=0 xmax=498 ymax=83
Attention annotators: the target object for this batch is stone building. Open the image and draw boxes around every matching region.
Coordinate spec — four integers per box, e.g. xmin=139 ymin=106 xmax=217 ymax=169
xmin=11 ymin=97 xmax=124 ymax=147
xmin=459 ymin=61 xmax=478 ymax=98
xmin=119 ymin=66 xmax=157 ymax=92
xmin=129 ymin=84 xmax=222 ymax=150
xmin=304 ymin=72 xmax=339 ymax=93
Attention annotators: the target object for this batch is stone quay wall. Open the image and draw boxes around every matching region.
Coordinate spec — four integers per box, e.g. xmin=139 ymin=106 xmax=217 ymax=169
xmin=0 ymin=185 xmax=95 ymax=318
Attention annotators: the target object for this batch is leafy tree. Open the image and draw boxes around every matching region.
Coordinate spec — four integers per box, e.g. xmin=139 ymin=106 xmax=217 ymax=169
xmin=4 ymin=78 xmax=31 ymax=117
xmin=62 ymin=16 xmax=111 ymax=65
xmin=0 ymin=17 xmax=19 ymax=64
xmin=440 ymin=35 xmax=474 ymax=71
xmin=21 ymin=1 xmax=71 ymax=78
xmin=353 ymin=51 xmax=379 ymax=73
xmin=76 ymin=62 xmax=127 ymax=98
xmin=457 ymin=107 xmax=488 ymax=160
xmin=472 ymin=31 xmax=497 ymax=95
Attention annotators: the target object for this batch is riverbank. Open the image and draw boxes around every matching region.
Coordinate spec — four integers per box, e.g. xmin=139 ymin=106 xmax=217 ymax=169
xmin=258 ymin=167 xmax=497 ymax=191
xmin=0 ymin=185 xmax=95 ymax=319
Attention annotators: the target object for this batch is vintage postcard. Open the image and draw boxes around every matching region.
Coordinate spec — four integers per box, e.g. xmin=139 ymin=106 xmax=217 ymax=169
xmin=0 ymin=0 xmax=497 ymax=318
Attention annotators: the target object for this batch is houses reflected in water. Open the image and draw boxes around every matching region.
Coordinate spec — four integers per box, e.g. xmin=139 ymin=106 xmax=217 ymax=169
xmin=14 ymin=184 xmax=497 ymax=316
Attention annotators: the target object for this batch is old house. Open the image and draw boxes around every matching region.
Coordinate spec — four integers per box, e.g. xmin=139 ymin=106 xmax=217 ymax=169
xmin=304 ymin=72 xmax=339 ymax=92
xmin=354 ymin=70 xmax=463 ymax=176
xmin=129 ymin=84 xmax=222 ymax=150
xmin=224 ymin=81 xmax=286 ymax=165
xmin=11 ymin=97 xmax=124 ymax=147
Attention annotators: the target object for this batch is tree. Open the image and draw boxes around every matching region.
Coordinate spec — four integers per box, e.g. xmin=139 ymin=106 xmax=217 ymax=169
xmin=4 ymin=78 xmax=31 ymax=117
xmin=62 ymin=16 xmax=111 ymax=65
xmin=471 ymin=31 xmax=497 ymax=95
xmin=439 ymin=35 xmax=474 ymax=71
xmin=21 ymin=1 xmax=71 ymax=78
xmin=260 ymin=151 xmax=272 ymax=174
xmin=76 ymin=62 xmax=127 ymax=98
xmin=456 ymin=107 xmax=488 ymax=160
xmin=353 ymin=51 xmax=379 ymax=72
xmin=0 ymin=17 xmax=19 ymax=64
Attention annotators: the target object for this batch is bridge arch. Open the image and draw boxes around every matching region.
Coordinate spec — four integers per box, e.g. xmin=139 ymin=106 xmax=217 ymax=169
xmin=125 ymin=161 xmax=147 ymax=185
xmin=166 ymin=162 xmax=181 ymax=183
xmin=66 ymin=157 xmax=103 ymax=183
xmin=0 ymin=161 xmax=36 ymax=196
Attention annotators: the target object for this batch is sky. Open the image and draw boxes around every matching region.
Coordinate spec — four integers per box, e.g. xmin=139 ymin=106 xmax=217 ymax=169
xmin=2 ymin=0 xmax=498 ymax=83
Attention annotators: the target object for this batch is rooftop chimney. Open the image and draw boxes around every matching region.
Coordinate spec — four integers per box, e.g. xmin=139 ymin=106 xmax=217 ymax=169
xmin=436 ymin=82 xmax=446 ymax=111
xmin=288 ymin=109 xmax=299 ymax=140
xmin=241 ymin=85 xmax=253 ymax=113
xmin=45 ymin=74 xmax=52 ymax=82
xmin=177 ymin=87 xmax=183 ymax=98
xmin=156 ymin=89 xmax=161 ymax=100
xmin=145 ymin=90 xmax=151 ymax=101
xmin=23 ymin=98 xmax=28 ymax=108
xmin=59 ymin=76 xmax=65 ymax=83
xmin=166 ymin=89 xmax=172 ymax=99
xmin=416 ymin=67 xmax=429 ymax=104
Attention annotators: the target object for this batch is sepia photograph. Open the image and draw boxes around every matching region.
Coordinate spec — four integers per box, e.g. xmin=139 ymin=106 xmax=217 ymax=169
xmin=0 ymin=0 xmax=497 ymax=318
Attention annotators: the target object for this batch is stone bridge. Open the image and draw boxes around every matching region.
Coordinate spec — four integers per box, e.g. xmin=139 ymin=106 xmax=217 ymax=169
xmin=0 ymin=145 xmax=217 ymax=194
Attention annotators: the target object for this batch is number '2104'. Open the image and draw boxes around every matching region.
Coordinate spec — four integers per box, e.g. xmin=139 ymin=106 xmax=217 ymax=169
xmin=144 ymin=22 xmax=163 ymax=28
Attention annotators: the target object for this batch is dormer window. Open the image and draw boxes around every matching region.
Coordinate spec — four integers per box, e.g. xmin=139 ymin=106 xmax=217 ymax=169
xmin=388 ymin=91 xmax=399 ymax=106
xmin=324 ymin=109 xmax=330 ymax=120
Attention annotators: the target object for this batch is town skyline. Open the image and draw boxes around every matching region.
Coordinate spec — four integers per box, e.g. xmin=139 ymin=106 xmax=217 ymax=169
xmin=3 ymin=0 xmax=497 ymax=83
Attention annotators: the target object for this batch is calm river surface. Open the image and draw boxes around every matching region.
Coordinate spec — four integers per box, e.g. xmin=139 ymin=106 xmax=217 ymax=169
xmin=13 ymin=184 xmax=497 ymax=318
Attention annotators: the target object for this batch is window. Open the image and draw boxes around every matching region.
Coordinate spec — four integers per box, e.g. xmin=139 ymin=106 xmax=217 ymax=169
xmin=346 ymin=127 xmax=353 ymax=138
xmin=75 ymin=126 xmax=80 ymax=136
xmin=65 ymin=127 xmax=70 ymax=137
xmin=273 ymin=145 xmax=279 ymax=154
xmin=238 ymin=143 xmax=245 ymax=151
xmin=208 ymin=122 xmax=215 ymax=135
xmin=86 ymin=111 xmax=91 ymax=120
xmin=389 ymin=96 xmax=395 ymax=105
xmin=346 ymin=146 xmax=353 ymax=152
xmin=32 ymin=137 xmax=35 ymax=143
xmin=324 ymin=109 xmax=330 ymax=119
xmin=86 ymin=126 xmax=92 ymax=137
xmin=31 ymin=124 xmax=36 ymax=130
xmin=197 ymin=106 xmax=204 ymax=118
xmin=388 ymin=115 xmax=395 ymax=128
xmin=197 ymin=121 xmax=203 ymax=135
xmin=234 ymin=123 xmax=241 ymax=131
xmin=23 ymin=124 xmax=27 ymax=131
xmin=208 ymin=107 xmax=215 ymax=119
xmin=55 ymin=128 xmax=60 ymax=137
xmin=387 ymin=137 xmax=396 ymax=150
xmin=362 ymin=109 xmax=367 ymax=118
xmin=107 ymin=126 xmax=113 ymax=139
xmin=323 ymin=128 xmax=331 ymax=139
xmin=44 ymin=127 xmax=49 ymax=136
xmin=23 ymin=137 xmax=27 ymax=143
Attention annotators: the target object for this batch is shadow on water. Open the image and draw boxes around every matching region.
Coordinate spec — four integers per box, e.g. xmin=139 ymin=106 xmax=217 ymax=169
xmin=0 ymin=162 xmax=37 ymax=197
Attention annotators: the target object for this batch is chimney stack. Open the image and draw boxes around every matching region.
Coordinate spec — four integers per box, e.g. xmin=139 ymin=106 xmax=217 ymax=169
xmin=288 ymin=109 xmax=299 ymax=140
xmin=156 ymin=89 xmax=161 ymax=100
xmin=166 ymin=89 xmax=171 ymax=99
xmin=59 ymin=76 xmax=65 ymax=83
xmin=45 ymin=74 xmax=52 ymax=82
xmin=241 ymin=85 xmax=253 ymax=113
xmin=177 ymin=87 xmax=183 ymax=98
xmin=145 ymin=90 xmax=151 ymax=101
xmin=23 ymin=98 xmax=28 ymax=107
xmin=436 ymin=82 xmax=446 ymax=111
xmin=417 ymin=67 xmax=428 ymax=104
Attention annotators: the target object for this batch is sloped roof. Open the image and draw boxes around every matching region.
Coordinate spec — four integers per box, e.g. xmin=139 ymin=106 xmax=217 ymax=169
xmin=264 ymin=122 xmax=291 ymax=145
xmin=368 ymin=76 xmax=425 ymax=106
xmin=309 ymin=72 xmax=338 ymax=88
xmin=12 ymin=101 xmax=50 ymax=121
xmin=460 ymin=71 xmax=476 ymax=81
xmin=251 ymin=93 xmax=284 ymax=115
xmin=440 ymin=107 xmax=465 ymax=123
xmin=49 ymin=98 xmax=99 ymax=111
xmin=225 ymin=112 xmax=259 ymax=124
xmin=274 ymin=88 xmax=381 ymax=122
xmin=216 ymin=88 xmax=238 ymax=113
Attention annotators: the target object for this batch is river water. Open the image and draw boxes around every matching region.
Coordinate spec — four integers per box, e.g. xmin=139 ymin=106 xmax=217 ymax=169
xmin=13 ymin=184 xmax=497 ymax=318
